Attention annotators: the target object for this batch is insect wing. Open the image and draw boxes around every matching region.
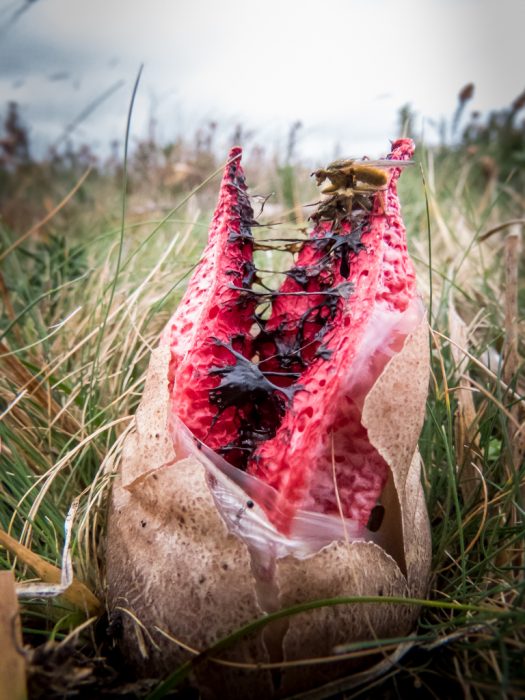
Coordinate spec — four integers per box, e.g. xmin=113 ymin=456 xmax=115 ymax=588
xmin=360 ymin=159 xmax=414 ymax=168
xmin=326 ymin=158 xmax=414 ymax=170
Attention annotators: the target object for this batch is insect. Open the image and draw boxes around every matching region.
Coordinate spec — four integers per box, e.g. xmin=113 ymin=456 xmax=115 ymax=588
xmin=313 ymin=157 xmax=413 ymax=195
xmin=311 ymin=157 xmax=414 ymax=224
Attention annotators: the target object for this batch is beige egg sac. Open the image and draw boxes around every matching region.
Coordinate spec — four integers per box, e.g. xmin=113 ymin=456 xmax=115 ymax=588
xmin=105 ymin=315 xmax=431 ymax=699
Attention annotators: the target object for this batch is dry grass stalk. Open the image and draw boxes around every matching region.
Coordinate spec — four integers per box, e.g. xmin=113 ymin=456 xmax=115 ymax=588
xmin=503 ymin=227 xmax=524 ymax=470
xmin=0 ymin=270 xmax=21 ymax=344
xmin=0 ymin=571 xmax=27 ymax=700
xmin=501 ymin=226 xmax=525 ymax=572
xmin=448 ymin=300 xmax=482 ymax=501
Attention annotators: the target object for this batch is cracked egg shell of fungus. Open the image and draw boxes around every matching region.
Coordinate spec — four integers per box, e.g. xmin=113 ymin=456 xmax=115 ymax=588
xmin=105 ymin=145 xmax=432 ymax=699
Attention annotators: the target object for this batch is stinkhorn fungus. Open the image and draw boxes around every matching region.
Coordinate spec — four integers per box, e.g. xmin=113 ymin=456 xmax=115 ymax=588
xmin=106 ymin=140 xmax=431 ymax=698
xmin=166 ymin=139 xmax=422 ymax=534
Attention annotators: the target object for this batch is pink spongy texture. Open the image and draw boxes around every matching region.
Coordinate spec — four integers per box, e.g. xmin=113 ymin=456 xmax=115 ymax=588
xmin=166 ymin=147 xmax=256 ymax=461
xmin=247 ymin=139 xmax=417 ymax=531
xmin=373 ymin=138 xmax=417 ymax=311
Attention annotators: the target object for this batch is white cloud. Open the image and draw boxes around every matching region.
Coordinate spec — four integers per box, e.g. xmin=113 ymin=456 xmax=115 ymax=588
xmin=0 ymin=0 xmax=524 ymax=160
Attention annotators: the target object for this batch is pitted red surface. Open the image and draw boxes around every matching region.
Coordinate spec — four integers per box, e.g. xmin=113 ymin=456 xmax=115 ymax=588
xmin=247 ymin=139 xmax=416 ymax=531
xmin=167 ymin=147 xmax=256 ymax=457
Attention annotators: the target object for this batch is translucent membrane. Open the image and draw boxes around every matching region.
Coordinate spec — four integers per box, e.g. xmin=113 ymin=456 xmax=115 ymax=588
xmin=169 ymin=294 xmax=423 ymax=560
xmin=170 ymin=414 xmax=368 ymax=559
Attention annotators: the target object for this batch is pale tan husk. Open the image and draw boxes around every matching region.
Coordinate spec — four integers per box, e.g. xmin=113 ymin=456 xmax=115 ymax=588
xmin=105 ymin=317 xmax=431 ymax=698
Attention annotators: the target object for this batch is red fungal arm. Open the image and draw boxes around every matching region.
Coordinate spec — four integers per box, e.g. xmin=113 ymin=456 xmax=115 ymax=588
xmin=164 ymin=148 xmax=248 ymax=376
xmin=248 ymin=139 xmax=417 ymax=532
xmin=166 ymin=148 xmax=256 ymax=461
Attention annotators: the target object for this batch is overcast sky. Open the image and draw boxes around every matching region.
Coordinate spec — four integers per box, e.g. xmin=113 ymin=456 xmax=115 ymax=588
xmin=0 ymin=0 xmax=524 ymax=162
